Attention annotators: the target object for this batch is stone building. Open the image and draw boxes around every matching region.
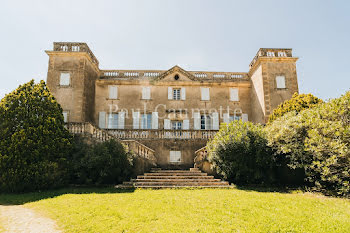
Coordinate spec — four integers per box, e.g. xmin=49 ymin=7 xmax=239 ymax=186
xmin=46 ymin=42 xmax=299 ymax=169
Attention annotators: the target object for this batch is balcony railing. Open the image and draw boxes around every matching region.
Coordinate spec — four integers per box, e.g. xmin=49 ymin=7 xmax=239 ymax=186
xmin=106 ymin=129 xmax=218 ymax=140
xmin=249 ymin=48 xmax=293 ymax=69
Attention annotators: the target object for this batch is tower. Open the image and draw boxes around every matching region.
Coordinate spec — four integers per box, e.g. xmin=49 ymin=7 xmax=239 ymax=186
xmin=249 ymin=48 xmax=299 ymax=123
xmin=46 ymin=42 xmax=100 ymax=122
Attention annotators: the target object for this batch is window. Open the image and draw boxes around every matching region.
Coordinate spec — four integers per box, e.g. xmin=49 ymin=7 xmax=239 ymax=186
xmin=276 ymin=76 xmax=286 ymax=89
xmin=173 ymin=88 xmax=181 ymax=100
xmin=266 ymin=51 xmax=275 ymax=57
xmin=230 ymin=88 xmax=239 ymax=101
xmin=229 ymin=115 xmax=241 ymax=122
xmin=142 ymin=87 xmax=151 ymax=100
xmin=109 ymin=86 xmax=118 ymax=99
xmin=60 ymin=73 xmax=70 ymax=86
xmin=170 ymin=151 xmax=181 ymax=163
xmin=201 ymin=115 xmax=211 ymax=130
xmin=108 ymin=113 xmax=119 ymax=129
xmin=278 ymin=51 xmax=287 ymax=57
xmin=141 ymin=114 xmax=152 ymax=129
xmin=201 ymin=87 xmax=210 ymax=101
xmin=62 ymin=111 xmax=68 ymax=123
xmin=171 ymin=121 xmax=182 ymax=130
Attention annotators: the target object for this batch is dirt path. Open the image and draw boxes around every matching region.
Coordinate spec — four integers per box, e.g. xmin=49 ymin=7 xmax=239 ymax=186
xmin=0 ymin=205 xmax=62 ymax=233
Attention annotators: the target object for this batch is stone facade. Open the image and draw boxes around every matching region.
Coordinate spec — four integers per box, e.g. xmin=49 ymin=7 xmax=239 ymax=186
xmin=46 ymin=42 xmax=299 ymax=168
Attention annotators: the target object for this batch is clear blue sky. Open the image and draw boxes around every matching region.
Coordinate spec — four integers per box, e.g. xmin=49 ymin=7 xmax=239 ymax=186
xmin=0 ymin=0 xmax=349 ymax=100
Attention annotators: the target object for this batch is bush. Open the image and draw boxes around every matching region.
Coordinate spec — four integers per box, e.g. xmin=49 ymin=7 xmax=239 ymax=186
xmin=0 ymin=80 xmax=72 ymax=192
xmin=69 ymin=136 xmax=133 ymax=185
xmin=266 ymin=91 xmax=350 ymax=196
xmin=207 ymin=120 xmax=276 ymax=185
xmin=268 ymin=93 xmax=322 ymax=123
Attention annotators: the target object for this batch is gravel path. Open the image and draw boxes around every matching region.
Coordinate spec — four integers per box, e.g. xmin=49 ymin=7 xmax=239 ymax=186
xmin=0 ymin=205 xmax=62 ymax=233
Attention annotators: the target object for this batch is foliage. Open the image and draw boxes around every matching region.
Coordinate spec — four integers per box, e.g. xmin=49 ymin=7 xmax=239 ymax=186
xmin=5 ymin=188 xmax=348 ymax=232
xmin=207 ymin=120 xmax=276 ymax=184
xmin=0 ymin=80 xmax=72 ymax=193
xmin=69 ymin=136 xmax=133 ymax=185
xmin=266 ymin=91 xmax=350 ymax=196
xmin=268 ymin=93 xmax=323 ymax=123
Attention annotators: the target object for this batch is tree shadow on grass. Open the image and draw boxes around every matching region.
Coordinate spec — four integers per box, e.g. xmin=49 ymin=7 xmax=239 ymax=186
xmin=234 ymin=184 xmax=304 ymax=194
xmin=0 ymin=186 xmax=135 ymax=205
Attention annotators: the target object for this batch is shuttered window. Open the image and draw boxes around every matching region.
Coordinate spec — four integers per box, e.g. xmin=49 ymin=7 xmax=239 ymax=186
xmin=201 ymin=87 xmax=210 ymax=100
xmin=60 ymin=73 xmax=70 ymax=86
xmin=170 ymin=151 xmax=181 ymax=163
xmin=230 ymin=88 xmax=239 ymax=101
xmin=276 ymin=76 xmax=286 ymax=89
xmin=109 ymin=86 xmax=118 ymax=99
xmin=142 ymin=87 xmax=151 ymax=99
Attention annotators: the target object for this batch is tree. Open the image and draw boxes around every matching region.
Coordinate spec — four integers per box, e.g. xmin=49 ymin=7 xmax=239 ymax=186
xmin=0 ymin=80 xmax=72 ymax=192
xmin=207 ymin=120 xmax=276 ymax=185
xmin=266 ymin=91 xmax=350 ymax=196
xmin=268 ymin=93 xmax=322 ymax=123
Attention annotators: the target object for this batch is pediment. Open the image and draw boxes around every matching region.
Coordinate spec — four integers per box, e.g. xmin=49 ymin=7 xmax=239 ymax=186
xmin=154 ymin=65 xmax=198 ymax=82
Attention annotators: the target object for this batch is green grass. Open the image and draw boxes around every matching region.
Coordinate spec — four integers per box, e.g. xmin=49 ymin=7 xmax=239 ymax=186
xmin=1 ymin=188 xmax=350 ymax=232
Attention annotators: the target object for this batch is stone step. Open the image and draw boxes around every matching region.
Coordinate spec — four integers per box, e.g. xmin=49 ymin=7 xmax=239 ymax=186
xmin=131 ymin=179 xmax=222 ymax=182
xmin=137 ymin=175 xmax=215 ymax=179
xmin=190 ymin=168 xmax=200 ymax=172
xmin=150 ymin=170 xmax=202 ymax=173
xmin=116 ymin=184 xmax=233 ymax=189
xmin=128 ymin=181 xmax=229 ymax=186
xmin=144 ymin=172 xmax=207 ymax=176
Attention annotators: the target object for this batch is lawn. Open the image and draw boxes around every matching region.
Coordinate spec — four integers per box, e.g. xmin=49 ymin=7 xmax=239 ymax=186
xmin=1 ymin=188 xmax=350 ymax=232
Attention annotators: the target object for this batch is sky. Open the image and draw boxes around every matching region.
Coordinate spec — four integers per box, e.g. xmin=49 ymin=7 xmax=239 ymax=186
xmin=0 ymin=0 xmax=349 ymax=100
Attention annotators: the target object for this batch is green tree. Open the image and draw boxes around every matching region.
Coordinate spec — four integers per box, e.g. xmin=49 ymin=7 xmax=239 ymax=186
xmin=268 ymin=93 xmax=322 ymax=123
xmin=266 ymin=91 xmax=350 ymax=196
xmin=207 ymin=120 xmax=276 ymax=184
xmin=0 ymin=80 xmax=72 ymax=192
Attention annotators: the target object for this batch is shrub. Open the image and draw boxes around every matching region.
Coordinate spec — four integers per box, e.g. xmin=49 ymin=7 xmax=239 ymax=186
xmin=69 ymin=136 xmax=133 ymax=185
xmin=266 ymin=91 xmax=350 ymax=196
xmin=0 ymin=80 xmax=72 ymax=192
xmin=268 ymin=93 xmax=322 ymax=123
xmin=207 ymin=120 xmax=276 ymax=185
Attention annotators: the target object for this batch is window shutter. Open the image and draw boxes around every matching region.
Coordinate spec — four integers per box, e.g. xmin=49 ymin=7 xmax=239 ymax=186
xmin=181 ymin=88 xmax=186 ymax=100
xmin=164 ymin=119 xmax=171 ymax=129
xmin=212 ymin=112 xmax=219 ymax=130
xmin=62 ymin=111 xmax=68 ymax=123
xmin=201 ymin=87 xmax=210 ymax=100
xmin=183 ymin=119 xmax=190 ymax=130
xmin=152 ymin=112 xmax=158 ymax=129
xmin=142 ymin=87 xmax=151 ymax=99
xmin=276 ymin=76 xmax=286 ymax=89
xmin=133 ymin=111 xmax=140 ymax=129
xmin=109 ymin=86 xmax=118 ymax=99
xmin=230 ymin=88 xmax=239 ymax=101
xmin=193 ymin=112 xmax=201 ymax=130
xmin=242 ymin=114 xmax=248 ymax=122
xmin=118 ymin=111 xmax=125 ymax=129
xmin=60 ymin=73 xmax=70 ymax=86
xmin=99 ymin=112 xmax=106 ymax=129
xmin=223 ymin=113 xmax=230 ymax=123
xmin=168 ymin=87 xmax=173 ymax=100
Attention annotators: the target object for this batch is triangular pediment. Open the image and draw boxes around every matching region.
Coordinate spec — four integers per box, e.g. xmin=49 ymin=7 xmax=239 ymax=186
xmin=154 ymin=65 xmax=198 ymax=82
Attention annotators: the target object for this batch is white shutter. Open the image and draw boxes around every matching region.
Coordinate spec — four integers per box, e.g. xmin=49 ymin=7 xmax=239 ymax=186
xmin=276 ymin=76 xmax=286 ymax=89
xmin=230 ymin=88 xmax=239 ymax=101
xmin=164 ymin=119 xmax=171 ymax=129
xmin=212 ymin=112 xmax=219 ymax=130
xmin=201 ymin=87 xmax=210 ymax=101
xmin=109 ymin=86 xmax=118 ymax=99
xmin=99 ymin=111 xmax=106 ymax=129
xmin=152 ymin=112 xmax=158 ymax=129
xmin=223 ymin=113 xmax=230 ymax=123
xmin=118 ymin=111 xmax=125 ymax=129
xmin=181 ymin=88 xmax=186 ymax=100
xmin=133 ymin=111 xmax=140 ymax=129
xmin=242 ymin=114 xmax=249 ymax=122
xmin=60 ymin=73 xmax=70 ymax=86
xmin=193 ymin=112 xmax=201 ymax=130
xmin=62 ymin=111 xmax=68 ymax=123
xmin=142 ymin=87 xmax=151 ymax=100
xmin=183 ymin=119 xmax=190 ymax=130
xmin=168 ymin=87 xmax=173 ymax=100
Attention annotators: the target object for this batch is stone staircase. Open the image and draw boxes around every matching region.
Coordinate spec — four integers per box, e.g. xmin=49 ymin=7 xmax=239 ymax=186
xmin=118 ymin=168 xmax=231 ymax=188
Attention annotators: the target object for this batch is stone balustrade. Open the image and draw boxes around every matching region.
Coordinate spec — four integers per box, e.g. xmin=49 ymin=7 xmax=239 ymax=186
xmin=65 ymin=122 xmax=156 ymax=163
xmin=100 ymin=69 xmax=248 ymax=80
xmin=106 ymin=129 xmax=218 ymax=140
xmin=249 ymin=48 xmax=293 ymax=69
xmin=53 ymin=42 xmax=99 ymax=66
